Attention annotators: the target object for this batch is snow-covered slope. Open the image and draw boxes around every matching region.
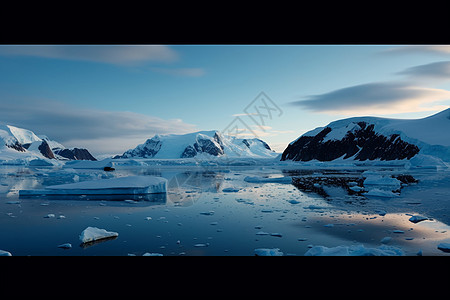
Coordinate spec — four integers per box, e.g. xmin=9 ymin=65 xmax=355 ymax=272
xmin=282 ymin=108 xmax=450 ymax=163
xmin=0 ymin=124 xmax=96 ymax=165
xmin=117 ymin=130 xmax=277 ymax=159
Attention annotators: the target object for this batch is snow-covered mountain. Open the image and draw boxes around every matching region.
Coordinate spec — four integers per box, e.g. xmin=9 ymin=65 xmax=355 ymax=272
xmin=116 ymin=130 xmax=277 ymax=159
xmin=0 ymin=124 xmax=96 ymax=164
xmin=281 ymin=108 xmax=450 ymax=163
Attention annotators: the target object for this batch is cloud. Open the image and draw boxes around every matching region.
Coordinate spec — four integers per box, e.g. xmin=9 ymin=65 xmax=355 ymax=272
xmin=397 ymin=61 xmax=450 ymax=81
xmin=0 ymin=98 xmax=198 ymax=155
xmin=290 ymin=81 xmax=450 ymax=115
xmin=150 ymin=67 xmax=206 ymax=77
xmin=0 ymin=45 xmax=179 ymax=65
xmin=381 ymin=45 xmax=450 ymax=56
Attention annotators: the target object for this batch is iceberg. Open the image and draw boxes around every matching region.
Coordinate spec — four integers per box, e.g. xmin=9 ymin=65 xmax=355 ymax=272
xmin=19 ymin=175 xmax=167 ymax=197
xmin=79 ymin=227 xmax=119 ymax=244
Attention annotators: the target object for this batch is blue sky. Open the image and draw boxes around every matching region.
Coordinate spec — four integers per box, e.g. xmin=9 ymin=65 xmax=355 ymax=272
xmin=1 ymin=44 xmax=450 ymax=156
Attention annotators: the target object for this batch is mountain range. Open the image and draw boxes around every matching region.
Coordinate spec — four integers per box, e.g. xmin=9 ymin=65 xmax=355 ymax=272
xmin=115 ymin=130 xmax=277 ymax=159
xmin=1 ymin=107 xmax=449 ymax=166
xmin=0 ymin=124 xmax=96 ymax=163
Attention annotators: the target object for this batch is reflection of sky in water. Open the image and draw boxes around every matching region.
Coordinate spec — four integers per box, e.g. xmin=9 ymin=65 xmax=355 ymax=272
xmin=0 ymin=165 xmax=449 ymax=256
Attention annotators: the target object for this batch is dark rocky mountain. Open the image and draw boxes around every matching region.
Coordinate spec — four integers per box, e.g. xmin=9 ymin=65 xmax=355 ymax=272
xmin=53 ymin=148 xmax=97 ymax=161
xmin=282 ymin=121 xmax=420 ymax=162
xmin=280 ymin=109 xmax=450 ymax=163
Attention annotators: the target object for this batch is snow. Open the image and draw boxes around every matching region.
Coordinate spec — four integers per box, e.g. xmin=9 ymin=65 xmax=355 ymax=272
xmin=254 ymin=248 xmax=284 ymax=256
xmin=120 ymin=130 xmax=278 ymax=159
xmin=304 ymin=244 xmax=404 ymax=256
xmin=19 ymin=175 xmax=168 ymax=196
xmin=6 ymin=125 xmax=41 ymax=145
xmin=79 ymin=227 xmax=119 ymax=244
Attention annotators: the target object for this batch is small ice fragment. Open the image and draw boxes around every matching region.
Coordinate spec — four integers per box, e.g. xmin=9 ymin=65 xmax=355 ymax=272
xmin=256 ymin=231 xmax=270 ymax=236
xmin=393 ymin=230 xmax=405 ymax=234
xmin=408 ymin=215 xmax=429 ymax=223
xmin=380 ymin=237 xmax=392 ymax=244
xmin=210 ymin=222 xmax=218 ymax=226
xmin=200 ymin=211 xmax=215 ymax=216
xmin=261 ymin=209 xmax=273 ymax=213
xmin=57 ymin=243 xmax=72 ymax=249
xmin=79 ymin=226 xmax=119 ymax=244
xmin=254 ymin=248 xmax=283 ymax=256
xmin=194 ymin=243 xmax=209 ymax=247
xmin=254 ymin=225 xmax=263 ymax=229
xmin=298 ymin=238 xmax=308 ymax=241
xmin=145 ymin=217 xmax=152 ymax=220
xmin=44 ymin=214 xmax=55 ymax=218
xmin=58 ymin=215 xmax=66 ymax=219
xmin=376 ymin=210 xmax=387 ymax=216
xmin=6 ymin=200 xmax=20 ymax=204
xmin=287 ymin=199 xmax=300 ymax=204
xmin=324 ymin=224 xmax=334 ymax=228
xmin=142 ymin=253 xmax=163 ymax=256
xmin=270 ymin=233 xmax=283 ymax=237
xmin=0 ymin=250 xmax=12 ymax=256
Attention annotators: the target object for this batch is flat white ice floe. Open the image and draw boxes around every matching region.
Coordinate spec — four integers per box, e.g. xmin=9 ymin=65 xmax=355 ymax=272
xmin=19 ymin=175 xmax=167 ymax=196
xmin=305 ymin=244 xmax=404 ymax=256
xmin=79 ymin=227 xmax=119 ymax=244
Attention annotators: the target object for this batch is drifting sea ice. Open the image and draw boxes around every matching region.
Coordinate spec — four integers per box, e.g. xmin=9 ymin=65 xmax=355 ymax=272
xmin=254 ymin=248 xmax=284 ymax=256
xmin=79 ymin=227 xmax=119 ymax=244
xmin=304 ymin=244 xmax=404 ymax=256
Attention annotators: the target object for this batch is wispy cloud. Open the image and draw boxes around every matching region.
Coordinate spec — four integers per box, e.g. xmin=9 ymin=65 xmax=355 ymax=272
xmin=382 ymin=45 xmax=450 ymax=56
xmin=290 ymin=81 xmax=450 ymax=115
xmin=0 ymin=45 xmax=179 ymax=66
xmin=150 ymin=67 xmax=206 ymax=77
xmin=397 ymin=61 xmax=450 ymax=82
xmin=0 ymin=98 xmax=198 ymax=155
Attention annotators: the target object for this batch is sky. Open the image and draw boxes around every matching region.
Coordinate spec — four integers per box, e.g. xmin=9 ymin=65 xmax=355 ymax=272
xmin=0 ymin=44 xmax=450 ymax=157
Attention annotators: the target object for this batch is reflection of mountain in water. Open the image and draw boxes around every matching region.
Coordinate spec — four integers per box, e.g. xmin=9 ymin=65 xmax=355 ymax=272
xmin=167 ymin=171 xmax=225 ymax=206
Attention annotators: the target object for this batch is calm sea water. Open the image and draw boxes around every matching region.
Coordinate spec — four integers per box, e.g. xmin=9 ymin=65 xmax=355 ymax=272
xmin=1 ymin=164 xmax=449 ymax=256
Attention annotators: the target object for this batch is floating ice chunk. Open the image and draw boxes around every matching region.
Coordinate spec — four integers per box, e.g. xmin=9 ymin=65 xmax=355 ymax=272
xmin=20 ymin=175 xmax=167 ymax=196
xmin=287 ymin=199 xmax=301 ymax=204
xmin=393 ymin=230 xmax=405 ymax=234
xmin=305 ymin=244 xmax=404 ymax=256
xmin=79 ymin=226 xmax=119 ymax=244
xmin=363 ymin=175 xmax=401 ymax=189
xmin=380 ymin=237 xmax=392 ymax=244
xmin=270 ymin=233 xmax=283 ymax=237
xmin=44 ymin=214 xmax=55 ymax=218
xmin=0 ymin=250 xmax=12 ymax=256
xmin=57 ymin=243 xmax=72 ymax=249
xmin=256 ymin=231 xmax=270 ymax=235
xmin=143 ymin=253 xmax=163 ymax=256
xmin=254 ymin=248 xmax=283 ymax=256
xmin=409 ymin=215 xmax=429 ymax=223
xmin=194 ymin=243 xmax=209 ymax=247
xmin=437 ymin=243 xmax=450 ymax=253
